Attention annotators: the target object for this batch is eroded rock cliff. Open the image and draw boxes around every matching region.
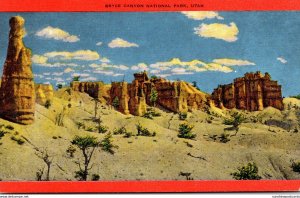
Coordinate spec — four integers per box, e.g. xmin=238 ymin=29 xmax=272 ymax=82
xmin=0 ymin=16 xmax=35 ymax=124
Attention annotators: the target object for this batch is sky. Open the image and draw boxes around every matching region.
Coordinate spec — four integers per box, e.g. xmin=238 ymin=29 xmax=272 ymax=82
xmin=0 ymin=12 xmax=299 ymax=96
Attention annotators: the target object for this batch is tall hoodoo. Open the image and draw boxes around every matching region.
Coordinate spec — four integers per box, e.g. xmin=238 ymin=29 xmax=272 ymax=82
xmin=0 ymin=16 xmax=35 ymax=124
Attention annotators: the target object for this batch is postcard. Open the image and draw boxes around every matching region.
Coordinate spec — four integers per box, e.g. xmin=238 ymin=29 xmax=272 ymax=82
xmin=0 ymin=0 xmax=300 ymax=193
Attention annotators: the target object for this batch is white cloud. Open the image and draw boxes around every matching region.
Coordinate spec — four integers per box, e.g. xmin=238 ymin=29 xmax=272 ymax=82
xmin=34 ymin=74 xmax=44 ymax=78
xmin=94 ymin=70 xmax=114 ymax=75
xmin=44 ymin=50 xmax=100 ymax=61
xmin=72 ymin=73 xmax=90 ymax=77
xmin=212 ymin=58 xmax=255 ymax=66
xmin=52 ymin=72 xmax=64 ymax=76
xmin=150 ymin=70 xmax=160 ymax=74
xmin=45 ymin=77 xmax=51 ymax=80
xmin=131 ymin=63 xmax=148 ymax=71
xmin=277 ymin=57 xmax=287 ymax=64
xmin=43 ymin=72 xmax=50 ymax=76
xmin=171 ymin=67 xmax=194 ymax=75
xmin=108 ymin=38 xmax=139 ymax=48
xmin=54 ymin=77 xmax=64 ymax=82
xmin=100 ymin=57 xmax=110 ymax=63
xmin=194 ymin=22 xmax=239 ymax=42
xmin=32 ymin=55 xmax=48 ymax=64
xmin=89 ymin=63 xmax=129 ymax=70
xmin=35 ymin=26 xmax=79 ymax=42
xmin=204 ymin=63 xmax=233 ymax=73
xmin=181 ymin=11 xmax=223 ymax=20
xmin=64 ymin=67 xmax=74 ymax=73
xmin=112 ymin=73 xmax=124 ymax=77
xmin=36 ymin=62 xmax=79 ymax=68
xmin=96 ymin=42 xmax=103 ymax=46
xmin=81 ymin=77 xmax=97 ymax=81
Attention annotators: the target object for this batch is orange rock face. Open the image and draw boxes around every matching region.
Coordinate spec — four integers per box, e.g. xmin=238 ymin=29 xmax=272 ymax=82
xmin=71 ymin=81 xmax=110 ymax=102
xmin=0 ymin=16 xmax=35 ymax=124
xmin=212 ymin=71 xmax=283 ymax=111
xmin=110 ymin=72 xmax=209 ymax=115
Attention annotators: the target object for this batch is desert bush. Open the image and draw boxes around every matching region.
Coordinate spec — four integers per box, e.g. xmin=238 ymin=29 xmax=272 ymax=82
xmin=231 ymin=162 xmax=262 ymax=180
xmin=113 ymin=127 xmax=127 ymax=135
xmin=178 ymin=123 xmax=196 ymax=139
xmin=44 ymin=100 xmax=51 ymax=109
xmin=97 ymin=125 xmax=108 ymax=133
xmin=143 ymin=109 xmax=161 ymax=120
xmin=0 ymin=130 xmax=8 ymax=140
xmin=112 ymin=97 xmax=120 ymax=109
xmin=11 ymin=136 xmax=25 ymax=145
xmin=179 ymin=112 xmax=187 ymax=120
xmin=100 ymin=133 xmax=119 ymax=154
xmin=5 ymin=125 xmax=14 ymax=130
xmin=85 ymin=126 xmax=95 ymax=132
xmin=136 ymin=123 xmax=156 ymax=137
xmin=55 ymin=108 xmax=66 ymax=127
xmin=219 ymin=133 xmax=230 ymax=143
xmin=52 ymin=136 xmax=57 ymax=139
xmin=68 ymin=103 xmax=72 ymax=108
xmin=66 ymin=145 xmax=76 ymax=158
xmin=92 ymin=174 xmax=100 ymax=181
xmin=75 ymin=121 xmax=85 ymax=130
xmin=291 ymin=160 xmax=300 ymax=173
xmin=223 ymin=112 xmax=245 ymax=135
xmin=123 ymin=131 xmax=133 ymax=138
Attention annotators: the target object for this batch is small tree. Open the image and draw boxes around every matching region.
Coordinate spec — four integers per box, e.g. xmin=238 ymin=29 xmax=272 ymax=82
xmin=151 ymin=75 xmax=158 ymax=79
xmin=178 ymin=123 xmax=196 ymax=139
xmin=72 ymin=76 xmax=80 ymax=82
xmin=150 ymin=88 xmax=158 ymax=107
xmin=44 ymin=100 xmax=51 ymax=109
xmin=231 ymin=162 xmax=262 ymax=180
xmin=112 ymin=97 xmax=120 ymax=110
xmin=71 ymin=135 xmax=99 ymax=181
xmin=223 ymin=112 xmax=245 ymax=136
xmin=56 ymin=83 xmax=63 ymax=90
xmin=100 ymin=133 xmax=118 ymax=154
xmin=35 ymin=148 xmax=54 ymax=181
xmin=192 ymin=81 xmax=200 ymax=91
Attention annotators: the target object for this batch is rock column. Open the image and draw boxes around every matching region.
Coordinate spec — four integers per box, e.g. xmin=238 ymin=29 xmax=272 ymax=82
xmin=0 ymin=16 xmax=35 ymax=124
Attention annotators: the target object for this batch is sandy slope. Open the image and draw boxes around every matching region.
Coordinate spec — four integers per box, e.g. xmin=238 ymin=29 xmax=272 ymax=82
xmin=0 ymin=89 xmax=299 ymax=181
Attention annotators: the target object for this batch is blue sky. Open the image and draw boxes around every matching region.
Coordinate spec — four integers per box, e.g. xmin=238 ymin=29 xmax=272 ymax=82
xmin=0 ymin=12 xmax=299 ymax=96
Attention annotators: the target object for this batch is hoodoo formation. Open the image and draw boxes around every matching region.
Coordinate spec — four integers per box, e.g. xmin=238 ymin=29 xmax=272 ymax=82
xmin=72 ymin=71 xmax=209 ymax=116
xmin=0 ymin=16 xmax=35 ymax=124
xmin=211 ymin=71 xmax=284 ymax=111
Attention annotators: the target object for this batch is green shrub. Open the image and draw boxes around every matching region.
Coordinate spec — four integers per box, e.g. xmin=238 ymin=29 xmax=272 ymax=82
xmin=143 ymin=109 xmax=161 ymax=120
xmin=97 ymin=125 xmax=108 ymax=133
xmin=100 ymin=133 xmax=118 ymax=154
xmin=136 ymin=123 xmax=156 ymax=137
xmin=11 ymin=136 xmax=25 ymax=145
xmin=0 ymin=130 xmax=8 ymax=140
xmin=52 ymin=136 xmax=57 ymax=139
xmin=291 ymin=161 xmax=300 ymax=173
xmin=112 ymin=97 xmax=120 ymax=109
xmin=86 ymin=127 xmax=95 ymax=132
xmin=91 ymin=174 xmax=100 ymax=181
xmin=178 ymin=123 xmax=196 ymax=139
xmin=219 ymin=133 xmax=230 ymax=143
xmin=44 ymin=100 xmax=51 ymax=109
xmin=123 ymin=132 xmax=133 ymax=138
xmin=75 ymin=121 xmax=85 ymax=130
xmin=68 ymin=103 xmax=72 ymax=108
xmin=113 ymin=127 xmax=127 ymax=135
xmin=5 ymin=125 xmax=14 ymax=130
xmin=179 ymin=112 xmax=187 ymax=120
xmin=66 ymin=145 xmax=76 ymax=158
xmin=231 ymin=162 xmax=262 ymax=180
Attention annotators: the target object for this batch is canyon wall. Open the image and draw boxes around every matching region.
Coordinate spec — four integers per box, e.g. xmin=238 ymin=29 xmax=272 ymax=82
xmin=212 ymin=71 xmax=283 ymax=111
xmin=35 ymin=84 xmax=54 ymax=106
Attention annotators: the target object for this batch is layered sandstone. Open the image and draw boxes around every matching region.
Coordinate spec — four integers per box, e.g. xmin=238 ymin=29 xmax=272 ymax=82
xmin=212 ymin=71 xmax=283 ymax=111
xmin=35 ymin=84 xmax=54 ymax=106
xmin=0 ymin=16 xmax=35 ymax=124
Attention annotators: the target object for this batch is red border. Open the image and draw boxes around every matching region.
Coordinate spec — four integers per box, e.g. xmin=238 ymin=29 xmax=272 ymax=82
xmin=1 ymin=0 xmax=300 ymax=12
xmin=0 ymin=180 xmax=300 ymax=193
xmin=1 ymin=0 xmax=300 ymax=193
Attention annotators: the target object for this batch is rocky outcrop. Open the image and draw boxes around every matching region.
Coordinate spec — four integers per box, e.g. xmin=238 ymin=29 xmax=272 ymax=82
xmin=35 ymin=84 xmax=54 ymax=106
xmin=0 ymin=16 xmax=35 ymax=124
xmin=212 ymin=71 xmax=283 ymax=111
xmin=71 ymin=81 xmax=110 ymax=102
xmin=110 ymin=72 xmax=209 ymax=115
